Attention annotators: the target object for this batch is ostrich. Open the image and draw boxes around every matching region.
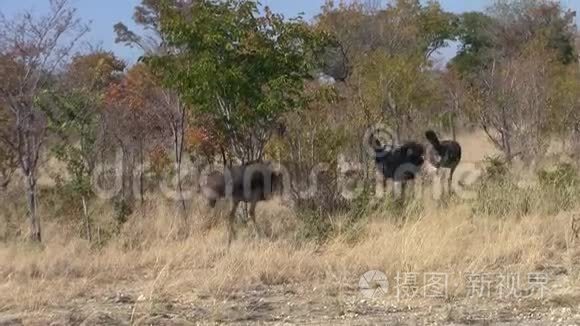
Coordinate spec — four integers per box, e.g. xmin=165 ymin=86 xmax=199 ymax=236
xmin=201 ymin=161 xmax=284 ymax=245
xmin=370 ymin=134 xmax=426 ymax=199
xmin=425 ymin=130 xmax=462 ymax=194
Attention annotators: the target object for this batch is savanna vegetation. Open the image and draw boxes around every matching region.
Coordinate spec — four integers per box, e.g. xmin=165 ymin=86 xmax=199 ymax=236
xmin=1 ymin=0 xmax=580 ymax=324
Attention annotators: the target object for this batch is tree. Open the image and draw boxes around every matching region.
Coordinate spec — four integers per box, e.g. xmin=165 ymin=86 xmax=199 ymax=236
xmin=316 ymin=0 xmax=456 ymax=82
xmin=264 ymin=82 xmax=349 ymax=214
xmin=544 ymin=50 xmax=580 ymax=160
xmin=148 ymin=0 xmax=331 ymax=163
xmin=105 ymin=64 xmax=166 ymax=213
xmin=451 ymin=1 xmax=579 ymax=164
xmin=0 ymin=0 xmax=88 ymax=242
xmin=116 ymin=0 xmax=192 ymax=218
xmin=379 ymin=0 xmax=456 ymax=59
xmin=439 ymin=68 xmax=470 ymax=140
xmin=106 ymin=63 xmax=193 ymax=219
xmin=490 ymin=0 xmax=576 ymax=65
xmin=40 ymin=51 xmax=125 ymax=241
xmin=0 ymin=139 xmax=16 ymax=191
xmin=115 ymin=0 xmax=192 ymax=55
xmin=315 ymin=1 xmax=374 ymax=82
xmin=0 ymin=100 xmax=16 ymax=191
xmin=357 ymin=52 xmax=435 ymax=143
xmin=451 ymin=11 xmax=495 ymax=78
xmin=451 ymin=1 xmax=577 ymax=77
xmin=473 ymin=42 xmax=561 ymax=163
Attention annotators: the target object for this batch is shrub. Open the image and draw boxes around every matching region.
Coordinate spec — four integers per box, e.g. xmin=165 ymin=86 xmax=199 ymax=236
xmin=472 ymin=158 xmax=580 ymax=218
xmin=537 ymin=162 xmax=579 ymax=212
xmin=472 ymin=156 xmax=533 ymax=218
xmin=113 ymin=198 xmax=132 ymax=231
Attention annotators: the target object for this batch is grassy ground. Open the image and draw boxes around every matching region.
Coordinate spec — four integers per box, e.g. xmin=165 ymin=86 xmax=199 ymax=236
xmin=1 ymin=200 xmax=579 ymax=325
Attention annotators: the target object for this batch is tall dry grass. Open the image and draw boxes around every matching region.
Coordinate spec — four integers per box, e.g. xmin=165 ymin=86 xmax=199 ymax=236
xmin=1 ymin=196 xmax=579 ymax=313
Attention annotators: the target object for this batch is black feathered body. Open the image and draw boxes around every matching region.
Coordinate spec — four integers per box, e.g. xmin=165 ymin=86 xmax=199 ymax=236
xmin=375 ymin=141 xmax=426 ymax=182
xmin=425 ymin=130 xmax=462 ymax=170
xmin=203 ymin=162 xmax=282 ymax=206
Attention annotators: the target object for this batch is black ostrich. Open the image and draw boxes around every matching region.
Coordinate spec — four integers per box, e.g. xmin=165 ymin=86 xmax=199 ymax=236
xmin=201 ymin=161 xmax=284 ymax=245
xmin=370 ymin=135 xmax=425 ymax=199
xmin=425 ymin=130 xmax=462 ymax=193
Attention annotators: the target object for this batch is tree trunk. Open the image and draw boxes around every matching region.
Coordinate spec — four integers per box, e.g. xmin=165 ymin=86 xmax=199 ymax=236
xmin=139 ymin=140 xmax=145 ymax=205
xmin=121 ymin=146 xmax=135 ymax=208
xmin=220 ymin=146 xmax=228 ymax=167
xmin=0 ymin=186 xmax=8 ymax=241
xmin=502 ymin=131 xmax=513 ymax=163
xmin=450 ymin=111 xmax=457 ymax=142
xmin=175 ymin=159 xmax=187 ymax=219
xmin=501 ymin=106 xmax=513 ymax=163
xmin=26 ymin=175 xmax=41 ymax=242
xmin=172 ymin=124 xmax=187 ymax=220
xmin=395 ymin=123 xmax=402 ymax=145
xmin=82 ymin=196 xmax=92 ymax=242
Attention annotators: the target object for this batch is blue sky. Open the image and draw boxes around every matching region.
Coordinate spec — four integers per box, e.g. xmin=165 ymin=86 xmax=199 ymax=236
xmin=1 ymin=0 xmax=579 ymax=64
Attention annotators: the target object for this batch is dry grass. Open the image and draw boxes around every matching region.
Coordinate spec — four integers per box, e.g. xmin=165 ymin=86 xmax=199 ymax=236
xmin=1 ymin=199 xmax=579 ymax=313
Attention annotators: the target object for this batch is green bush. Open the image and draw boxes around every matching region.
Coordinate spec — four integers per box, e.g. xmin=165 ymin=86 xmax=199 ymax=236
xmin=472 ymin=159 xmax=580 ymax=218
xmin=482 ymin=155 xmax=510 ymax=181
xmin=472 ymin=156 xmax=532 ymax=218
xmin=537 ymin=162 xmax=579 ymax=212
